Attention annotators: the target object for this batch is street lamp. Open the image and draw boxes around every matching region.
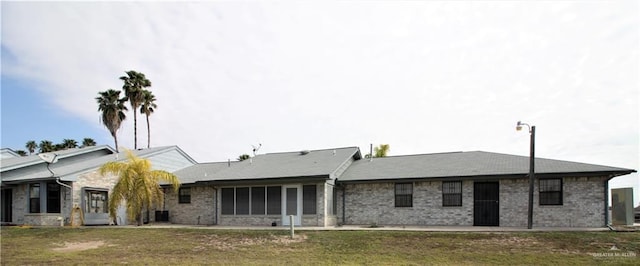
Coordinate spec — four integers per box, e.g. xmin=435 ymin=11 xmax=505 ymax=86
xmin=516 ymin=121 xmax=535 ymax=229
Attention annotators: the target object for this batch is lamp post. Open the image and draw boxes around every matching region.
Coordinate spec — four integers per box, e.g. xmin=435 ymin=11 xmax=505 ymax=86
xmin=516 ymin=121 xmax=535 ymax=229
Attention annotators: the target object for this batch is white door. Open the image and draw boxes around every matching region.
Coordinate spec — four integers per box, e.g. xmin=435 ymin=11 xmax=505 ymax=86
xmin=282 ymin=185 xmax=302 ymax=226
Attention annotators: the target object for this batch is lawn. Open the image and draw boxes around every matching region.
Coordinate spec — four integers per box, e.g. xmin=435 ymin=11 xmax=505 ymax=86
xmin=1 ymin=227 xmax=638 ymax=265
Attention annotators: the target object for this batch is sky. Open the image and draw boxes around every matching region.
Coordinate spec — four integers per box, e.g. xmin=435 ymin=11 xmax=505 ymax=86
xmin=1 ymin=1 xmax=638 ymax=200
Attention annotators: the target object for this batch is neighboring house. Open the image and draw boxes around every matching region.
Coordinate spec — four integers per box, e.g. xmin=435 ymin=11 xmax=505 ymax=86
xmin=1 ymin=148 xmax=21 ymax=159
xmin=0 ymin=145 xmax=197 ymax=226
xmin=166 ymin=147 xmax=361 ymax=226
xmin=168 ymin=148 xmax=635 ymax=228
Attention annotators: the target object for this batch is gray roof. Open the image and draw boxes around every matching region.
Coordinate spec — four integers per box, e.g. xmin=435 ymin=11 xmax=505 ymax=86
xmin=174 ymin=147 xmax=361 ymax=184
xmin=1 ymin=148 xmax=20 ymax=159
xmin=1 ymin=145 xmax=197 ymax=183
xmin=0 ymin=145 xmax=116 ymax=172
xmin=339 ymin=151 xmax=635 ymax=182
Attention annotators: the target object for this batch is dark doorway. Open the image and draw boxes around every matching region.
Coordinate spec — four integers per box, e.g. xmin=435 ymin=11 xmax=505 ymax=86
xmin=474 ymin=182 xmax=499 ymax=226
xmin=1 ymin=189 xmax=12 ymax=223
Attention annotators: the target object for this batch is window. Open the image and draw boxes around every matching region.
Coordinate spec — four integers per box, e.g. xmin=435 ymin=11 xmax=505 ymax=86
xmin=332 ymin=187 xmax=338 ymax=215
xmin=29 ymin=183 xmax=40 ymax=213
xmin=267 ymin=186 xmax=281 ymax=215
xmin=236 ymin=187 xmax=250 ymax=215
xmin=221 ymin=188 xmax=235 ymax=215
xmin=251 ymin=187 xmax=265 ymax=215
xmin=46 ymin=183 xmax=61 ymax=213
xmin=442 ymin=181 xmax=462 ymax=207
xmin=303 ymin=185 xmax=317 ymax=214
xmin=222 ymin=186 xmax=283 ymax=215
xmin=85 ymin=190 xmax=108 ymax=213
xmin=395 ymin=183 xmax=413 ymax=207
xmin=539 ymin=178 xmax=563 ymax=205
xmin=178 ymin=188 xmax=191 ymax=204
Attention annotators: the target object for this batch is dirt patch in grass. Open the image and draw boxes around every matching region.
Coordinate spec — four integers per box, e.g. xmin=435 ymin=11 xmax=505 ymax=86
xmin=194 ymin=233 xmax=307 ymax=251
xmin=52 ymin=241 xmax=107 ymax=252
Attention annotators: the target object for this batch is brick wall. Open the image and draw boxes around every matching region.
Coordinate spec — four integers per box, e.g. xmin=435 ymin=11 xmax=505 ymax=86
xmin=165 ymin=186 xmax=216 ymax=225
xmin=340 ymin=177 xmax=608 ymax=227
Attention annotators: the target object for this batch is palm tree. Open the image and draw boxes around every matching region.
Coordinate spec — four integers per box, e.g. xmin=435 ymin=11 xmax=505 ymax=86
xmin=374 ymin=144 xmax=390 ymax=157
xmin=62 ymin=139 xmax=78 ymax=149
xmin=15 ymin=150 xmax=27 ymax=156
xmin=25 ymin=140 xmax=37 ymax=155
xmin=237 ymin=154 xmax=250 ymax=161
xmin=120 ymin=70 xmax=152 ymax=150
xmin=81 ymin=138 xmax=97 ymax=147
xmin=99 ymin=150 xmax=180 ymax=226
xmin=39 ymin=140 xmax=54 ymax=153
xmin=140 ymin=90 xmax=157 ymax=149
xmin=53 ymin=143 xmax=65 ymax=151
xmin=96 ymin=89 xmax=127 ymax=152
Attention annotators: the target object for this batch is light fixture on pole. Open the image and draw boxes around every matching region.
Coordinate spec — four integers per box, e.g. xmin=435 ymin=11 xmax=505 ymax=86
xmin=516 ymin=121 xmax=535 ymax=229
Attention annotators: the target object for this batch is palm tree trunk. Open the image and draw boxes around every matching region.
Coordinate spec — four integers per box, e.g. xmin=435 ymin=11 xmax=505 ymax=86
xmin=112 ymin=132 xmax=119 ymax=152
xmin=146 ymin=114 xmax=151 ymax=149
xmin=133 ymin=109 xmax=138 ymax=150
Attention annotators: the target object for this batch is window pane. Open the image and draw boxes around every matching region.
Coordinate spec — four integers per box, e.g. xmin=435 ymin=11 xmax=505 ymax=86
xmin=442 ymin=181 xmax=462 ymax=207
xmin=267 ymin=186 xmax=281 ymax=215
xmin=303 ymin=185 xmax=316 ymax=215
xmin=236 ymin=187 xmax=250 ymax=215
xmin=395 ymin=183 xmax=413 ymax=207
xmin=286 ymin=187 xmax=297 ymax=215
xmin=46 ymin=183 xmax=61 ymax=213
xmin=86 ymin=190 xmax=108 ymax=213
xmin=221 ymin=188 xmax=234 ymax=215
xmin=539 ymin=179 xmax=562 ymax=205
xmin=29 ymin=184 xmax=40 ymax=213
xmin=251 ymin=187 xmax=265 ymax=215
xmin=179 ymin=188 xmax=191 ymax=204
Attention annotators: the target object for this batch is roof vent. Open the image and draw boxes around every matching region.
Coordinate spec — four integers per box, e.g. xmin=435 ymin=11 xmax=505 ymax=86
xmin=300 ymin=150 xmax=310 ymax=155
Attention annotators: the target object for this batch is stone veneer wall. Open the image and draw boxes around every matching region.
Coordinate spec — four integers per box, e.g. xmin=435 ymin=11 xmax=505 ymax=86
xmin=342 ymin=181 xmax=474 ymax=226
xmin=12 ymin=182 xmax=72 ymax=226
xmin=165 ymin=186 xmax=216 ymax=225
xmin=340 ymin=177 xmax=608 ymax=227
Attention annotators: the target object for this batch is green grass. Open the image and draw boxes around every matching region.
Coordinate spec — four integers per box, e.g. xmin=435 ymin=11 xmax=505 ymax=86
xmin=1 ymin=227 xmax=638 ymax=265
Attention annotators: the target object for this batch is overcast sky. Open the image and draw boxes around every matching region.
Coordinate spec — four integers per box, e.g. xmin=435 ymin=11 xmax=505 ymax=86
xmin=1 ymin=1 xmax=637 ymax=198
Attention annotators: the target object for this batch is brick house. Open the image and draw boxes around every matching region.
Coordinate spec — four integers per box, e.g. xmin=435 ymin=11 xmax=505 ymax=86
xmin=337 ymin=151 xmax=634 ymax=227
xmin=169 ymin=148 xmax=634 ymax=228
xmin=2 ymin=145 xmax=634 ymax=228
xmin=166 ymin=147 xmax=361 ymax=226
xmin=0 ymin=145 xmax=196 ymax=226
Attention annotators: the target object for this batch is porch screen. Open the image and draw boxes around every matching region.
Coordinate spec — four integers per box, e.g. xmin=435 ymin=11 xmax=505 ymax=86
xmin=221 ymin=188 xmax=235 ymax=215
xmin=236 ymin=187 xmax=250 ymax=215
xmin=303 ymin=185 xmax=316 ymax=215
xmin=251 ymin=187 xmax=265 ymax=215
xmin=267 ymin=186 xmax=281 ymax=215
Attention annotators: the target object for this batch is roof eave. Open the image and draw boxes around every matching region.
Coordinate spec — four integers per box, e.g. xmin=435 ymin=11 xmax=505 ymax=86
xmin=336 ymin=170 xmax=636 ymax=184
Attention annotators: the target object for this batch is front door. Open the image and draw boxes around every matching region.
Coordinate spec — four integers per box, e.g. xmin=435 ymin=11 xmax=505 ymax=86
xmin=1 ymin=189 xmax=12 ymax=223
xmin=474 ymin=182 xmax=499 ymax=226
xmin=282 ymin=185 xmax=302 ymax=226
